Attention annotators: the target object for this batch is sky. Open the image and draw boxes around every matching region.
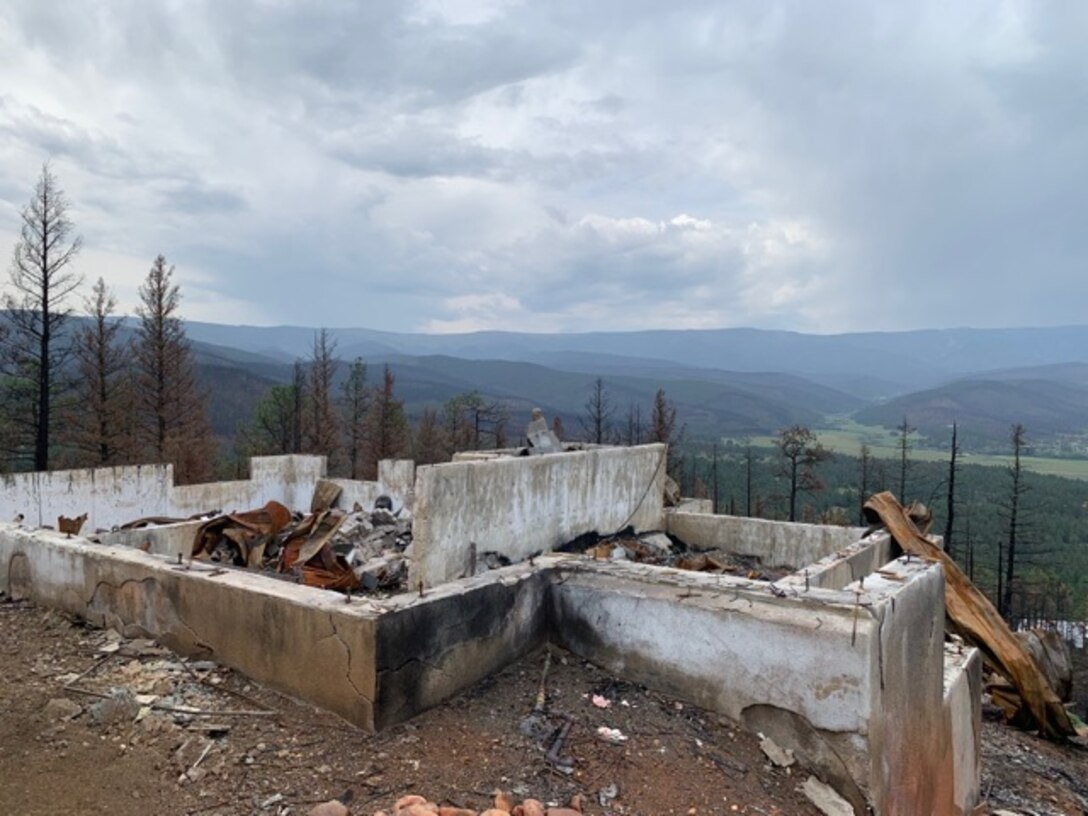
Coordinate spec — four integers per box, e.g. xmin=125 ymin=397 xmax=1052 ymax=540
xmin=0 ymin=1 xmax=1084 ymax=334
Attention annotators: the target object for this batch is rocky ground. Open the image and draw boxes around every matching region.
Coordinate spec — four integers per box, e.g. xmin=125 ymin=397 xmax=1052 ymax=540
xmin=2 ymin=596 xmax=1086 ymax=816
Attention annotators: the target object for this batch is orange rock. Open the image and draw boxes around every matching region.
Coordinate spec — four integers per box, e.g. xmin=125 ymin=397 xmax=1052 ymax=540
xmin=307 ymin=801 xmax=349 ymax=816
xmin=568 ymin=794 xmax=585 ymax=813
xmin=480 ymin=811 xmax=509 ymax=816
xmin=514 ymin=800 xmax=544 ymax=816
xmin=545 ymin=810 xmax=583 ymax=816
xmin=400 ymin=806 xmax=438 ymax=816
xmin=395 ymin=796 xmax=429 ymax=812
xmin=438 ymin=809 xmax=477 ymax=816
xmin=493 ymin=792 xmax=515 ymax=813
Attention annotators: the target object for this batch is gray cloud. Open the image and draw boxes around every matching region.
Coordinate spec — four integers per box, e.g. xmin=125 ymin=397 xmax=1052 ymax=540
xmin=0 ymin=1 xmax=1084 ymax=333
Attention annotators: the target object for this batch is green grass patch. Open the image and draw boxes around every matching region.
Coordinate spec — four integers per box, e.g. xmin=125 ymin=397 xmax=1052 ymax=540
xmin=740 ymin=418 xmax=1088 ymax=481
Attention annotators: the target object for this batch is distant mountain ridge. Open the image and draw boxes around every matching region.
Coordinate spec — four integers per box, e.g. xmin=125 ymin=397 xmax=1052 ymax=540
xmin=182 ymin=321 xmax=1088 ymax=399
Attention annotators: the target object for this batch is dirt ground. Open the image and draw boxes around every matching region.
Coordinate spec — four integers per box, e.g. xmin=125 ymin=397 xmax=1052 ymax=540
xmin=3 ymin=596 xmax=1087 ymax=816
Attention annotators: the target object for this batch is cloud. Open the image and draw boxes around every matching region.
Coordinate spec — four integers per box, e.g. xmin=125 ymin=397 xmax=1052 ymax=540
xmin=0 ymin=1 xmax=1083 ymax=334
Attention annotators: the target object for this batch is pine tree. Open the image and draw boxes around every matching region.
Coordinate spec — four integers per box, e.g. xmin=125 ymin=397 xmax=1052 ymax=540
xmin=2 ymin=162 xmax=83 ymax=470
xmin=339 ymin=358 xmax=368 ymax=478
xmin=133 ymin=255 xmax=214 ymax=483
xmin=68 ymin=278 xmax=130 ymax=465
xmin=363 ymin=365 xmax=408 ymax=478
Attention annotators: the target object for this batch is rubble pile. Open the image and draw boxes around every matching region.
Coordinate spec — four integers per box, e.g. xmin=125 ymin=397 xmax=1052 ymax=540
xmin=191 ymin=494 xmax=411 ymax=594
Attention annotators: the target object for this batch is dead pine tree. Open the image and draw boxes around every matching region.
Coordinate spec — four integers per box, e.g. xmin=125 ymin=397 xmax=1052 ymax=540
xmin=856 ymin=443 xmax=872 ymax=525
xmin=305 ymin=329 xmax=339 ymax=464
xmin=1000 ymin=423 xmax=1030 ymax=620
xmin=363 ymin=364 xmax=408 ymax=479
xmin=580 ymin=377 xmax=614 ymax=444
xmin=896 ymin=416 xmax=914 ymax=502
xmin=943 ymin=421 xmax=960 ymax=560
xmin=133 ymin=255 xmax=215 ymax=483
xmin=775 ymin=425 xmax=830 ymax=522
xmin=2 ymin=162 xmax=83 ymax=471
xmin=339 ymin=357 xmax=368 ymax=479
xmin=69 ymin=277 xmax=130 ymax=465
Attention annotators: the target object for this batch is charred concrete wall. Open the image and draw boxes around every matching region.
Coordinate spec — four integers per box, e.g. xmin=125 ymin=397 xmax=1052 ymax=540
xmin=666 ymin=511 xmax=868 ymax=569
xmin=409 ymin=444 xmax=667 ymax=588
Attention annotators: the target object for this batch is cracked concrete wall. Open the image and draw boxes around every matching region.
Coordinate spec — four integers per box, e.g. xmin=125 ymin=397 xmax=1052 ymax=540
xmin=410 ymin=444 xmax=667 ymax=588
xmin=0 ymin=525 xmax=379 ymax=729
xmin=667 ymin=511 xmax=868 ymax=569
xmin=372 ymin=565 xmax=550 ymax=730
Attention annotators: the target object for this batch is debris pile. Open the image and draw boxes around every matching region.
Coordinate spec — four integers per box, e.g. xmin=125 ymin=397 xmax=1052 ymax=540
xmin=191 ymin=493 xmax=411 ymax=594
xmin=566 ymin=530 xmax=791 ymax=580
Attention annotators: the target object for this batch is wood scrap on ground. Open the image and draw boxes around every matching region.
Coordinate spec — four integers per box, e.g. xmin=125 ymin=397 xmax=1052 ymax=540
xmin=863 ymin=490 xmax=1074 ymax=740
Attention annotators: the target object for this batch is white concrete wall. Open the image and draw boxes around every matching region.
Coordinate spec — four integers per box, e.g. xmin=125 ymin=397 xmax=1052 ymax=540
xmin=667 ymin=510 xmax=868 ymax=568
xmin=328 ymin=460 xmax=416 ymax=513
xmin=779 ymin=532 xmax=897 ymax=591
xmin=0 ymin=455 xmax=328 ymax=533
xmin=409 ymin=444 xmax=666 ymax=587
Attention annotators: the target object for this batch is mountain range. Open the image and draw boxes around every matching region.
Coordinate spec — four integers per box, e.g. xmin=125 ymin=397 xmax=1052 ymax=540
xmin=170 ymin=321 xmax=1088 ymax=452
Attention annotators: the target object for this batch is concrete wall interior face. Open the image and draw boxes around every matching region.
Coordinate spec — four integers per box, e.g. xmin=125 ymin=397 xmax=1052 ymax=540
xmin=410 ymin=444 xmax=667 ymax=587
xmin=0 ymin=449 xmax=980 ymax=816
xmin=666 ymin=511 xmax=869 ymax=568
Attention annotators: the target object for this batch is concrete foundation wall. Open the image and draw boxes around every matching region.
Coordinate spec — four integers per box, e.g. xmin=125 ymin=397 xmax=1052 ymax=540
xmin=853 ymin=562 xmax=947 ymax=815
xmin=409 ymin=444 xmax=666 ymax=587
xmin=667 ymin=511 xmax=868 ymax=568
xmin=98 ymin=520 xmax=204 ymax=558
xmin=780 ymin=532 xmax=897 ymax=591
xmin=0 ymin=455 xmax=328 ymax=532
xmin=941 ymin=646 xmax=982 ymax=815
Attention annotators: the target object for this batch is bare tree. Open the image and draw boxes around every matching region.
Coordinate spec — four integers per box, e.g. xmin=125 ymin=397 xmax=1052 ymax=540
xmin=68 ymin=278 xmax=130 ymax=465
xmin=580 ymin=378 xmax=614 ymax=444
xmin=896 ymin=416 xmax=914 ymax=501
xmin=305 ymin=329 xmax=339 ymax=462
xmin=649 ymin=388 xmax=685 ymax=479
xmin=1000 ymin=423 xmax=1029 ymax=620
xmin=943 ymin=421 xmax=960 ymax=560
xmin=339 ymin=358 xmax=368 ymax=479
xmin=775 ymin=425 xmax=830 ymax=522
xmin=133 ymin=255 xmax=214 ymax=483
xmin=621 ymin=402 xmax=644 ymax=446
xmin=443 ymin=391 xmax=507 ymax=451
xmin=291 ymin=360 xmax=305 ymax=453
xmin=363 ymin=365 xmax=408 ymax=478
xmin=3 ymin=162 xmax=83 ymax=470
xmin=857 ymin=443 xmax=872 ymax=525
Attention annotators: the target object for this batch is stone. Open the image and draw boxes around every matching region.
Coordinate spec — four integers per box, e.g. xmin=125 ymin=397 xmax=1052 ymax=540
xmin=307 ymin=801 xmax=350 ymax=816
xmin=801 ymin=776 xmax=853 ymax=816
xmin=513 ymin=801 xmax=544 ymax=816
xmin=759 ymin=734 xmax=795 ymax=767
xmin=88 ymin=687 xmax=140 ymax=725
xmin=44 ymin=697 xmax=82 ymax=721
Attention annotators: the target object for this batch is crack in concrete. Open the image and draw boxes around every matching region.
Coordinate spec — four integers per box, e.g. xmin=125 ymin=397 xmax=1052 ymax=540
xmin=325 ymin=613 xmax=373 ymax=704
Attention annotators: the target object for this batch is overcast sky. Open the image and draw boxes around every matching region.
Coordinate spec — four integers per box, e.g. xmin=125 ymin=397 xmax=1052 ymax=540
xmin=0 ymin=1 xmax=1084 ymax=334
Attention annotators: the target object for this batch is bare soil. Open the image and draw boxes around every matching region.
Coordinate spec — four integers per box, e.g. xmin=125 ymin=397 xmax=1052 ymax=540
xmin=4 ymin=596 xmax=1086 ymax=816
xmin=0 ymin=598 xmax=818 ymax=816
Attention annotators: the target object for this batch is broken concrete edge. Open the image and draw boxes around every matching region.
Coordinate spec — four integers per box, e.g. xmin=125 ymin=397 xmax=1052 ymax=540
xmin=943 ymin=644 xmax=983 ymax=814
xmin=1 ymin=527 xmax=975 ymax=815
xmin=780 ymin=532 xmax=898 ymax=592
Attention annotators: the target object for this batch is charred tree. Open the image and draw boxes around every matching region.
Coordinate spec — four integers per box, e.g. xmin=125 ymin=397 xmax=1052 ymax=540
xmin=133 ymin=255 xmax=214 ymax=483
xmin=580 ymin=377 xmax=614 ymax=444
xmin=775 ymin=425 xmax=831 ymax=522
xmin=2 ymin=163 xmax=83 ymax=471
xmin=944 ymin=421 xmax=960 ymax=560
